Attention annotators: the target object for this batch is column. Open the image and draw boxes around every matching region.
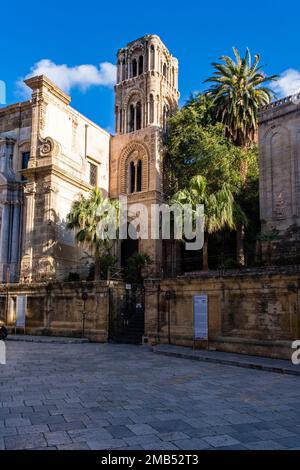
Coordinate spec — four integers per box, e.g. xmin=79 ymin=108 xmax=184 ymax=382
xmin=124 ymin=106 xmax=127 ymax=134
xmin=20 ymin=183 xmax=36 ymax=282
xmin=0 ymin=203 xmax=10 ymax=265
xmin=134 ymin=104 xmax=137 ymax=131
xmin=148 ymin=46 xmax=151 ymax=71
xmin=10 ymin=202 xmax=21 ymax=281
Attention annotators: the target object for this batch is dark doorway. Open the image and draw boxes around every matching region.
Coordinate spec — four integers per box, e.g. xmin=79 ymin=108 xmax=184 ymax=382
xmin=121 ymin=238 xmax=139 ymax=268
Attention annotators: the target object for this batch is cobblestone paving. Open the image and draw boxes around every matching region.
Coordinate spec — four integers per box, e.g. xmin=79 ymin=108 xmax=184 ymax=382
xmin=1 ymin=342 xmax=300 ymax=450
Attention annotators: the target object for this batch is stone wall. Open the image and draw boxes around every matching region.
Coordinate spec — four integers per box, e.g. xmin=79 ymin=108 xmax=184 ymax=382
xmin=0 ymin=281 xmax=109 ymax=342
xmin=144 ymin=268 xmax=300 ymax=359
xmin=1 ymin=269 xmax=299 ymax=359
xmin=258 ymin=95 xmax=300 ymax=236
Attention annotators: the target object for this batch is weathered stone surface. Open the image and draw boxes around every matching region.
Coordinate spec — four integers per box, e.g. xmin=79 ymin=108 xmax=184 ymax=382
xmin=144 ymin=269 xmax=300 ymax=359
xmin=258 ymin=96 xmax=300 ymax=261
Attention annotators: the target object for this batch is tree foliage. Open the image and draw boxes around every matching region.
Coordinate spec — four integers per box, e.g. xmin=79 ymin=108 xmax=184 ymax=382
xmin=171 ymin=175 xmax=240 ymax=270
xmin=166 ymin=94 xmax=256 ymax=197
xmin=204 ymin=47 xmax=277 ymax=147
xmin=66 ymin=188 xmax=119 ymax=279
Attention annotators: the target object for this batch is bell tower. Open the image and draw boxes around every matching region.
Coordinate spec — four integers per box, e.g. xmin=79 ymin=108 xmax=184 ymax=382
xmin=110 ymin=35 xmax=179 ymax=275
xmin=115 ymin=34 xmax=179 ymax=134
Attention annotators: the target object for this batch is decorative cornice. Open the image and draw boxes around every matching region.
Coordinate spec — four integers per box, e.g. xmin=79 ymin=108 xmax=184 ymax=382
xmin=22 ymin=164 xmax=92 ymax=192
xmin=24 ymin=75 xmax=71 ymax=106
xmin=0 ymin=100 xmax=31 ymax=116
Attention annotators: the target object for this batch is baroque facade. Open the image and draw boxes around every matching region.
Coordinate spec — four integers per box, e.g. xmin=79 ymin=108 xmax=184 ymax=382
xmin=0 ymin=35 xmax=179 ymax=283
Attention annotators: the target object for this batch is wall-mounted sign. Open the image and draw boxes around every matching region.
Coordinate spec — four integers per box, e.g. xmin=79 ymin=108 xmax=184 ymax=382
xmin=193 ymin=294 xmax=208 ymax=340
xmin=16 ymin=295 xmax=27 ymax=328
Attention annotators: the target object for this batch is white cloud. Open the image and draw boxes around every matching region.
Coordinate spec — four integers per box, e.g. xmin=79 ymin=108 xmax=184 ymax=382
xmin=17 ymin=59 xmax=116 ymax=97
xmin=272 ymin=68 xmax=300 ymax=98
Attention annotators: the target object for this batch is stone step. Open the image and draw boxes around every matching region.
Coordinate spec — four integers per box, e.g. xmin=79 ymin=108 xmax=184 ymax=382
xmin=6 ymin=334 xmax=89 ymax=344
xmin=152 ymin=344 xmax=300 ymax=376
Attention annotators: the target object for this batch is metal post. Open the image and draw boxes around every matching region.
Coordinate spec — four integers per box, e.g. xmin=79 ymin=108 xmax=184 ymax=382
xmin=168 ymin=299 xmax=171 ymax=345
xmin=82 ymin=301 xmax=86 ymax=338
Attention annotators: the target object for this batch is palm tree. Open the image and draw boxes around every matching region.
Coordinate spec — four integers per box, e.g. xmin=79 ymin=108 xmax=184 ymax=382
xmin=66 ymin=188 xmax=119 ymax=279
xmin=205 ymin=47 xmax=277 ymax=148
xmin=205 ymin=48 xmax=276 ymax=264
xmin=171 ymin=175 xmax=241 ymax=270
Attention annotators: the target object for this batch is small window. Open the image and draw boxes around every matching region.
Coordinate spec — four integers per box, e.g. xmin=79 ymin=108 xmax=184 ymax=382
xmin=137 ymin=160 xmax=142 ymax=192
xmin=130 ymin=161 xmax=135 ymax=193
xmin=136 ymin=102 xmax=142 ymax=130
xmin=150 ymin=45 xmax=155 ymax=69
xmin=129 ymin=104 xmax=135 ymax=132
xmin=132 ymin=59 xmax=137 ymax=77
xmin=21 ymin=151 xmax=30 ymax=181
xmin=89 ymin=161 xmax=98 ymax=186
xmin=138 ymin=55 xmax=144 ymax=75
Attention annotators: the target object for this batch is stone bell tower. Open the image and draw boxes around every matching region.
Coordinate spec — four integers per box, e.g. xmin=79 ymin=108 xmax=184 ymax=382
xmin=110 ymin=34 xmax=179 ymax=275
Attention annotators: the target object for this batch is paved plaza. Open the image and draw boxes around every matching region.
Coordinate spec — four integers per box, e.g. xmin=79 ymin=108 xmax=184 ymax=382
xmin=1 ymin=341 xmax=300 ymax=450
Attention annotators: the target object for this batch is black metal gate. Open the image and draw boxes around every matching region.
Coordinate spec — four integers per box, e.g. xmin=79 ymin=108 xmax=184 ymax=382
xmin=108 ymin=286 xmax=145 ymax=344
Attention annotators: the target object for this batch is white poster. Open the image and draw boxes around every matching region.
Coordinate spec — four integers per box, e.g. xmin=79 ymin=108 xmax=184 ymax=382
xmin=16 ymin=296 xmax=27 ymax=328
xmin=193 ymin=294 xmax=208 ymax=340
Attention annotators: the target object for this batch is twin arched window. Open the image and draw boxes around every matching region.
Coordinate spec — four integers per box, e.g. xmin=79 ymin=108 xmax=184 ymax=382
xmin=128 ymin=101 xmax=142 ymax=132
xmin=120 ymin=143 xmax=148 ymax=194
xmin=129 ymin=159 xmax=142 ymax=193
xmin=131 ymin=56 xmax=144 ymax=78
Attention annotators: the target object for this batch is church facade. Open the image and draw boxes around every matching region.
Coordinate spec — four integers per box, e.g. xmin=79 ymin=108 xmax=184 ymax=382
xmin=0 ymin=35 xmax=179 ymax=283
xmin=258 ymin=94 xmax=300 ymax=260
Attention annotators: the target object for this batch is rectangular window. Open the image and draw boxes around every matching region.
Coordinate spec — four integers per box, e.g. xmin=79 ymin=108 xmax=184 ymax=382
xmin=21 ymin=152 xmax=30 ymax=181
xmin=89 ymin=161 xmax=98 ymax=186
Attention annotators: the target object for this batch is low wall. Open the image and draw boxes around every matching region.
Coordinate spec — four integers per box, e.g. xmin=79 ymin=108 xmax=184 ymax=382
xmin=1 ymin=269 xmax=299 ymax=359
xmin=144 ymin=268 xmax=300 ymax=359
xmin=0 ymin=281 xmax=110 ymax=342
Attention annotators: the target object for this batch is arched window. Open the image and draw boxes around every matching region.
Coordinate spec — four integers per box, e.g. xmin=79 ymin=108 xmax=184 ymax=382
xmin=149 ymin=94 xmax=154 ymax=123
xmin=129 ymin=160 xmax=142 ymax=193
xmin=129 ymin=104 xmax=134 ymax=132
xmin=150 ymin=45 xmax=155 ymax=69
xmin=122 ymin=59 xmax=126 ymax=80
xmin=136 ymin=101 xmax=142 ymax=130
xmin=137 ymin=160 xmax=142 ymax=192
xmin=163 ymin=104 xmax=170 ymax=130
xmin=130 ymin=161 xmax=135 ymax=193
xmin=172 ymin=67 xmax=175 ymax=87
xmin=120 ymin=143 xmax=149 ymax=194
xmin=138 ymin=56 xmax=144 ymax=75
xmin=132 ymin=59 xmax=137 ymax=77
xmin=163 ymin=63 xmax=167 ymax=78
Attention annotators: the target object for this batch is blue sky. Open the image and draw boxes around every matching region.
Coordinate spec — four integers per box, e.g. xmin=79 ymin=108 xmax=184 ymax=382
xmin=1 ymin=0 xmax=300 ymax=132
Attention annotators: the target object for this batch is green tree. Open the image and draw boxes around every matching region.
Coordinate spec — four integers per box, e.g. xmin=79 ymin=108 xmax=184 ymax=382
xmin=66 ymin=188 xmax=119 ymax=279
xmin=166 ymin=94 xmax=252 ymax=193
xmin=205 ymin=47 xmax=276 ymax=148
xmin=204 ymin=48 xmax=275 ymax=262
xmin=171 ymin=175 xmax=242 ymax=270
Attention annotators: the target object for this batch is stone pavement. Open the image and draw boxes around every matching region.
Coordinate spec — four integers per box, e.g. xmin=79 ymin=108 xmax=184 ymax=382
xmin=152 ymin=344 xmax=300 ymax=376
xmin=1 ymin=341 xmax=300 ymax=450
